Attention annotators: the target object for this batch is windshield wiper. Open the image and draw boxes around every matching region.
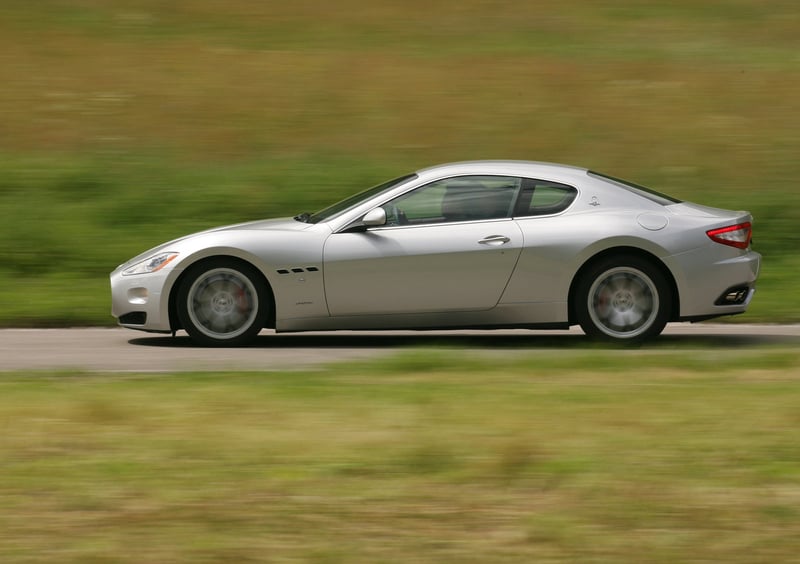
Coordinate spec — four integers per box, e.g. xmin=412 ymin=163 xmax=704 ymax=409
xmin=293 ymin=212 xmax=311 ymax=223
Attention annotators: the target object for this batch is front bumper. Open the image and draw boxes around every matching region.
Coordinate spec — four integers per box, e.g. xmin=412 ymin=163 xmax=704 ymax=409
xmin=110 ymin=267 xmax=174 ymax=332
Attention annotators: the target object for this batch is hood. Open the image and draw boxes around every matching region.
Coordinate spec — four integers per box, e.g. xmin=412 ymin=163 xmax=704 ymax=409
xmin=210 ymin=217 xmax=312 ymax=233
xmin=115 ymin=217 xmax=312 ymax=270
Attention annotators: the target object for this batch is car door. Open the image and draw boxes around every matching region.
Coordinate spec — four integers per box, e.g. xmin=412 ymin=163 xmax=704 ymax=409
xmin=322 ymin=175 xmax=524 ymax=316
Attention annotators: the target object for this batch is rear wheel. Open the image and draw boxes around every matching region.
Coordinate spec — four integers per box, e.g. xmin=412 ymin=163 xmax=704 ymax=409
xmin=177 ymin=259 xmax=269 ymax=346
xmin=575 ymin=256 xmax=671 ymax=342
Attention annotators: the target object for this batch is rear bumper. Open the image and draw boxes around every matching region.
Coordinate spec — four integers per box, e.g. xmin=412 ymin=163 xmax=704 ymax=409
xmin=675 ymin=248 xmax=761 ymax=319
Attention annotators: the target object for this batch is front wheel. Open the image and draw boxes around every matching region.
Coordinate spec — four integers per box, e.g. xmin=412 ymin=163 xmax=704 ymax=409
xmin=575 ymin=256 xmax=672 ymax=342
xmin=177 ymin=259 xmax=270 ymax=346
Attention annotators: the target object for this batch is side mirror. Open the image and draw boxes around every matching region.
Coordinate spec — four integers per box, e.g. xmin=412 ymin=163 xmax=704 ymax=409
xmin=362 ymin=207 xmax=387 ymax=227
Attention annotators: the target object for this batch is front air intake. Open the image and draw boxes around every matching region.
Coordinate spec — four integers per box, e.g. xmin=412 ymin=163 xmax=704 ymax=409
xmin=119 ymin=312 xmax=147 ymax=325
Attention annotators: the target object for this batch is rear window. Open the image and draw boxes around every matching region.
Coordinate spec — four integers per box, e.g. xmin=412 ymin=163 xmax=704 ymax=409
xmin=589 ymin=171 xmax=682 ymax=206
xmin=514 ymin=179 xmax=577 ymax=217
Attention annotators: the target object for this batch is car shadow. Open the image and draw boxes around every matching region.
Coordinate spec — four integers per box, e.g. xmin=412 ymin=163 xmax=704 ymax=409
xmin=128 ymin=330 xmax=797 ymax=349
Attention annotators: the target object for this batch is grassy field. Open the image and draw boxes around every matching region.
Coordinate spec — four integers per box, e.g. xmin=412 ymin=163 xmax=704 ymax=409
xmin=1 ymin=0 xmax=799 ymax=325
xmin=2 ymin=349 xmax=800 ymax=562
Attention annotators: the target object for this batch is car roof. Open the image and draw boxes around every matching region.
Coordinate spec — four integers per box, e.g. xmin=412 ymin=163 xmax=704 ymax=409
xmin=414 ymin=160 xmax=590 ymax=183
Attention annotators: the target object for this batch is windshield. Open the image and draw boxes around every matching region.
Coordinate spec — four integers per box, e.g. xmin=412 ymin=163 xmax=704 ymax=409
xmin=588 ymin=171 xmax=682 ymax=206
xmin=306 ymin=173 xmax=418 ymax=223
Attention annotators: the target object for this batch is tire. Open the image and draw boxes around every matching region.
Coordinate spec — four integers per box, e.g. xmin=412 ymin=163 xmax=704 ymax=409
xmin=575 ymin=255 xmax=671 ymax=342
xmin=177 ymin=258 xmax=270 ymax=347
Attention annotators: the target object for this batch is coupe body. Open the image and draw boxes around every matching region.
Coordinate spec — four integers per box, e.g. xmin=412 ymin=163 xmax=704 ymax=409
xmin=111 ymin=161 xmax=761 ymax=345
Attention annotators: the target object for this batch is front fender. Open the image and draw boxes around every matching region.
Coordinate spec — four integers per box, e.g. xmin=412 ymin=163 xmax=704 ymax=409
xmin=162 ymin=228 xmax=331 ymax=328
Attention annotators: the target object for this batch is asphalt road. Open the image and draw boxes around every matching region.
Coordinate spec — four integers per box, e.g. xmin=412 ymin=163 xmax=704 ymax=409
xmin=2 ymin=324 xmax=799 ymax=372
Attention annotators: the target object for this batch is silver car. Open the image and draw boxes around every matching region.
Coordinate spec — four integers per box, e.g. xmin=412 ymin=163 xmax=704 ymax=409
xmin=110 ymin=161 xmax=761 ymax=345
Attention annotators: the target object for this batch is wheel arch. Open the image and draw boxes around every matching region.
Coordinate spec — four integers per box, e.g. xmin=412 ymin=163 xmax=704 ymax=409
xmin=168 ymin=254 xmax=276 ymax=332
xmin=567 ymin=246 xmax=680 ymax=324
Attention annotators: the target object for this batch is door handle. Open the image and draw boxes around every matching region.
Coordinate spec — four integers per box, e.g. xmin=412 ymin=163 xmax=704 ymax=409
xmin=478 ymin=235 xmax=511 ymax=246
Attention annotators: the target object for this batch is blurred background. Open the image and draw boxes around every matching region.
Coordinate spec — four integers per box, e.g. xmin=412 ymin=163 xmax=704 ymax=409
xmin=2 ymin=5 xmax=800 ymax=561
xmin=1 ymin=0 xmax=797 ymax=325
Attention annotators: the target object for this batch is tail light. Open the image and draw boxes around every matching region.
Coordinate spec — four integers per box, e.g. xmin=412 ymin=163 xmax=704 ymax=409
xmin=707 ymin=222 xmax=752 ymax=249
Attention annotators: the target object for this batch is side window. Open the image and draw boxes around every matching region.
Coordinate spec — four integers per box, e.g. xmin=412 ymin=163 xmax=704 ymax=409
xmin=514 ymin=179 xmax=577 ymax=217
xmin=382 ymin=175 xmax=520 ymax=226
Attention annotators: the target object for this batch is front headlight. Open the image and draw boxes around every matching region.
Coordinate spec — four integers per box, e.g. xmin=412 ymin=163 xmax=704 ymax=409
xmin=122 ymin=252 xmax=179 ymax=276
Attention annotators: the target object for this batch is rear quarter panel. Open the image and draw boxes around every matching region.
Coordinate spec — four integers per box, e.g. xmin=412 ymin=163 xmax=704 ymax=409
xmin=502 ymin=209 xmax=679 ymax=314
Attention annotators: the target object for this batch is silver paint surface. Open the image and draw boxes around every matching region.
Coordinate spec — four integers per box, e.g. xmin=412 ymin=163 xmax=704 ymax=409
xmin=110 ymin=161 xmax=761 ymax=335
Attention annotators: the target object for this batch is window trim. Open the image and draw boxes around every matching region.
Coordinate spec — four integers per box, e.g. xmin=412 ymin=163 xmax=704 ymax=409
xmin=339 ymin=173 xmax=580 ymax=233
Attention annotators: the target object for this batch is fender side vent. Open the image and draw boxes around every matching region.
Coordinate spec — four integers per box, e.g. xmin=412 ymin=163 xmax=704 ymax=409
xmin=278 ymin=266 xmax=320 ymax=274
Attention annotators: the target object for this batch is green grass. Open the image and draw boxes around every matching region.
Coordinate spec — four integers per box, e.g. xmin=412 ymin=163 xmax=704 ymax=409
xmin=1 ymin=0 xmax=799 ymax=325
xmin=2 ymin=349 xmax=800 ymax=562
